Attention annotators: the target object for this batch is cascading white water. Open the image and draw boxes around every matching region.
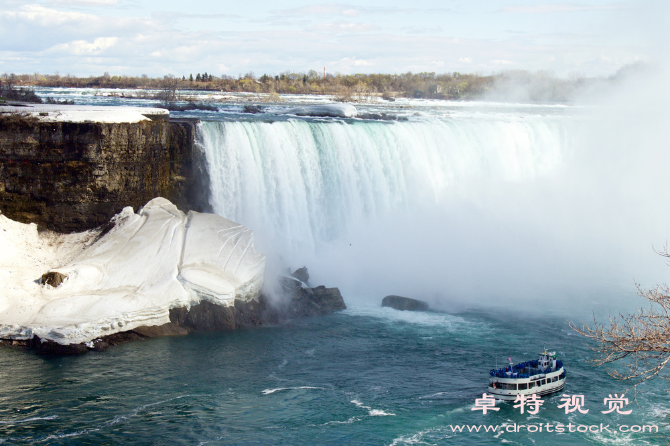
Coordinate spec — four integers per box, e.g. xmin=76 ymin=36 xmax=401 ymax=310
xmin=198 ymin=117 xmax=574 ymax=256
xmin=196 ymin=96 xmax=670 ymax=312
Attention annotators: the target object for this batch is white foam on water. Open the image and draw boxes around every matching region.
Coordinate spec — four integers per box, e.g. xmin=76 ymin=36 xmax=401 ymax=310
xmin=418 ymin=392 xmax=450 ymax=399
xmin=342 ymin=304 xmax=490 ymax=337
xmin=351 ymin=399 xmax=395 ymax=416
xmin=588 ymin=431 xmax=647 ymax=445
xmin=0 ymin=415 xmax=58 ymax=425
xmin=261 ymin=386 xmax=324 ymax=395
xmin=23 ymin=394 xmax=200 ymax=443
xmin=318 ymin=416 xmax=361 ymax=426
xmin=388 ymin=427 xmax=440 ymax=446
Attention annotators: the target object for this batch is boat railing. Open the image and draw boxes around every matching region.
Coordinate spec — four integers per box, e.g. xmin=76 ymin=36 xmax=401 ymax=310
xmin=489 ymin=359 xmax=563 ymax=379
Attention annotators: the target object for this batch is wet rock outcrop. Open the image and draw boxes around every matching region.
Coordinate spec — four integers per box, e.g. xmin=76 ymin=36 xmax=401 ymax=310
xmin=382 ymin=295 xmax=429 ymax=311
xmin=273 ymin=270 xmax=346 ymax=318
xmin=291 ymin=266 xmax=310 ymax=284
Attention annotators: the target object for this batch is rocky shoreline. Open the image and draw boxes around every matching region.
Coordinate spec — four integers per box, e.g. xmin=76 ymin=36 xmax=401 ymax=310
xmin=2 ymin=280 xmax=346 ymax=355
xmin=0 ymin=106 xmax=347 ymax=355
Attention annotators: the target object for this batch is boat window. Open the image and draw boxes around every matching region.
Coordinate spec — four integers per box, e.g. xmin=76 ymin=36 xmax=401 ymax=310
xmin=518 ymin=383 xmax=528 ymax=390
xmin=528 ymin=381 xmax=536 ymax=389
xmin=552 ymin=376 xmax=558 ymax=382
xmin=559 ymin=371 xmax=566 ymax=380
xmin=541 ymin=379 xmax=546 ymax=385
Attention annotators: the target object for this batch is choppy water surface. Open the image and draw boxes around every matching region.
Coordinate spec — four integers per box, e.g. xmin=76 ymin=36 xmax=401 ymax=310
xmin=0 ymin=306 xmax=667 ymax=445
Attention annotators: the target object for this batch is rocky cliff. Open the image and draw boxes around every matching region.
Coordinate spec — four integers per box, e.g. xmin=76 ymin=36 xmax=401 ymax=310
xmin=0 ymin=114 xmax=210 ymax=232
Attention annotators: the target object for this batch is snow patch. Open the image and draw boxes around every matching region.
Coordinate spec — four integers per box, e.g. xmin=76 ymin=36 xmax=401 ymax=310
xmin=0 ymin=104 xmax=168 ymax=123
xmin=0 ymin=198 xmax=265 ymax=345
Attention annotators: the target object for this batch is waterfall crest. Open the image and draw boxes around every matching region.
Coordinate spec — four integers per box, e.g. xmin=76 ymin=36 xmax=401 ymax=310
xmin=198 ymin=118 xmax=574 ymax=255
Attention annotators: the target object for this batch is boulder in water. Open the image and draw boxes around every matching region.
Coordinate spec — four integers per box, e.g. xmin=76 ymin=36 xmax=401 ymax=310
xmin=271 ymin=273 xmax=346 ymax=319
xmin=357 ymin=112 xmax=408 ymax=121
xmin=280 ymin=104 xmax=357 ymax=118
xmin=285 ymin=286 xmax=346 ymax=318
xmin=382 ymin=295 xmax=429 ymax=311
xmin=243 ymin=105 xmax=263 ymax=114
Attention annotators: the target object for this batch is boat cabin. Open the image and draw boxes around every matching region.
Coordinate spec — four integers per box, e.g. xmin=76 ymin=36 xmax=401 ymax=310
xmin=487 ymin=348 xmax=566 ymax=400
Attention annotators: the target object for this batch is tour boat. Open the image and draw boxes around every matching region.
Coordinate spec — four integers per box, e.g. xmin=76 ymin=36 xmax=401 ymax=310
xmin=487 ymin=349 xmax=566 ymax=400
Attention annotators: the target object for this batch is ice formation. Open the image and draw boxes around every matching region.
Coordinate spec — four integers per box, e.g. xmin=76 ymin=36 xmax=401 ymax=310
xmin=0 ymin=198 xmax=265 ymax=345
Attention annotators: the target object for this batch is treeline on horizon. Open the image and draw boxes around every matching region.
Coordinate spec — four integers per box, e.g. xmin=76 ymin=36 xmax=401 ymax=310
xmin=1 ymin=67 xmax=635 ymax=103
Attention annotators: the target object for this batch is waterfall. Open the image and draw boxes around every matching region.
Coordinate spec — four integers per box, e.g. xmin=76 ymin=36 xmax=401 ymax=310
xmin=198 ymin=117 xmax=574 ymax=257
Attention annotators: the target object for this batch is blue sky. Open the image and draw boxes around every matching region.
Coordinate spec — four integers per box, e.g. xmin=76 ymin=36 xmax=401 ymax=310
xmin=0 ymin=0 xmax=664 ymax=77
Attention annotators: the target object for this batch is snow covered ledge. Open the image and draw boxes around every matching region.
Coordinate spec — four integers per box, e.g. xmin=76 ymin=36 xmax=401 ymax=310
xmin=0 ymin=198 xmax=265 ymax=346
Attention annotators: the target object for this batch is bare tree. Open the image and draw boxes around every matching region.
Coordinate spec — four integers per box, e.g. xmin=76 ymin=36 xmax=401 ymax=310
xmin=569 ymin=248 xmax=670 ymax=394
xmin=158 ymin=74 xmax=182 ymax=107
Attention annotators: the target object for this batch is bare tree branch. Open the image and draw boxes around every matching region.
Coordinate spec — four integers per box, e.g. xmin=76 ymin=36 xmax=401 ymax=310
xmin=568 ymin=247 xmax=670 ymax=422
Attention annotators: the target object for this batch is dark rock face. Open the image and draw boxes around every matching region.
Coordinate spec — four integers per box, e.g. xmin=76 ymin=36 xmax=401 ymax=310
xmin=169 ymin=297 xmax=276 ymax=331
xmin=41 ymin=271 xmax=67 ymax=287
xmin=29 ymin=336 xmax=89 ymax=355
xmin=170 ymin=301 xmax=237 ymax=331
xmin=19 ymin=323 xmax=190 ymax=355
xmin=288 ymin=286 xmax=346 ymax=317
xmin=167 ymin=283 xmax=347 ymax=333
xmin=0 ymin=115 xmax=210 ymax=233
xmin=291 ymin=266 xmax=309 ymax=284
xmin=357 ymin=113 xmax=408 ymax=121
xmin=275 ymin=272 xmax=346 ymax=318
xmin=382 ymin=295 xmax=429 ymax=311
xmin=132 ymin=323 xmax=189 ymax=338
xmin=243 ymin=105 xmax=263 ymax=114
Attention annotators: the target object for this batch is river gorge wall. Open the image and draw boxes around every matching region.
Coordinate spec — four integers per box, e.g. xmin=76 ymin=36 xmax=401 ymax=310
xmin=0 ymin=115 xmax=210 ymax=232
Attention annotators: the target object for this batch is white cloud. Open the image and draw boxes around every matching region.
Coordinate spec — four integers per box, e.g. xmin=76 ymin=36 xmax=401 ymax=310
xmin=402 ymin=26 xmax=443 ymax=34
xmin=152 ymin=11 xmax=240 ymax=21
xmin=331 ymin=57 xmax=375 ymax=70
xmin=308 ymin=22 xmax=378 ymax=33
xmin=492 ymin=59 xmax=514 ymax=65
xmin=1 ymin=5 xmax=90 ymax=26
xmin=271 ymin=3 xmax=415 ymax=18
xmin=500 ymin=3 xmax=623 ymax=14
xmin=50 ymin=37 xmax=118 ymax=55
xmin=272 ymin=3 xmax=361 ymax=17
xmin=47 ymin=0 xmax=118 ymax=5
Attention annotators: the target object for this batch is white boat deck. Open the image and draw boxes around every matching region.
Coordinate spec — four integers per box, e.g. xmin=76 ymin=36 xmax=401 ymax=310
xmin=487 ymin=350 xmax=566 ymax=400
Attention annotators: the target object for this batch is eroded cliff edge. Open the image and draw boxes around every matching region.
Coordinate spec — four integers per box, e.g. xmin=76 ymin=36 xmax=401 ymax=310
xmin=0 ymin=113 xmax=210 ymax=232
